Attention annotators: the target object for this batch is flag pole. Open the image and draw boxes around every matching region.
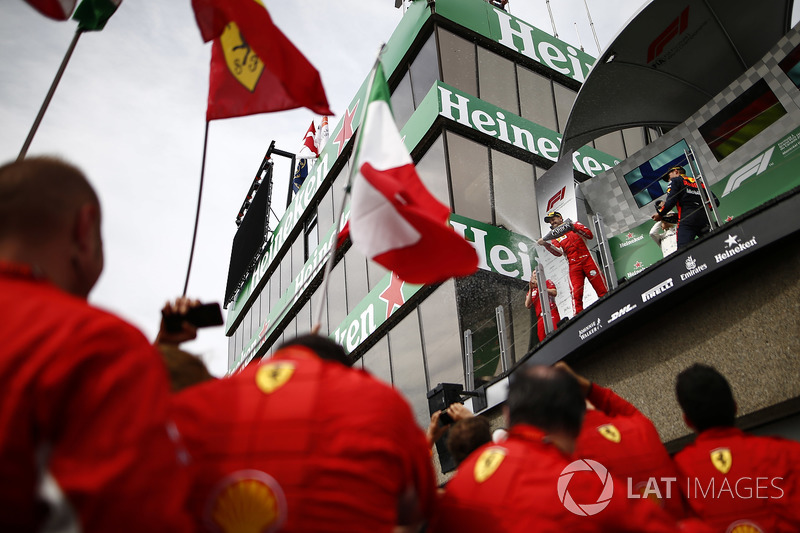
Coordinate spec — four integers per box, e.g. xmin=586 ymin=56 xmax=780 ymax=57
xmin=311 ymin=44 xmax=386 ymax=335
xmin=18 ymin=29 xmax=84 ymax=161
xmin=183 ymin=120 xmax=211 ymax=297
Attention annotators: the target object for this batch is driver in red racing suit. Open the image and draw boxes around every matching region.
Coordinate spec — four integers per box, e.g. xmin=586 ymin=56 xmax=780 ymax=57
xmin=537 ymin=211 xmax=607 ymax=315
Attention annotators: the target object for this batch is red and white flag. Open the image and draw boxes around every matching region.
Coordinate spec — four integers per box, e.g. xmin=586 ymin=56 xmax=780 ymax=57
xmin=316 ymin=116 xmax=330 ymax=154
xmin=191 ymin=0 xmax=332 ymax=120
xmin=23 ymin=0 xmax=77 ymax=20
xmin=348 ymin=64 xmax=478 ymax=285
xmin=296 ymin=121 xmax=318 ymax=159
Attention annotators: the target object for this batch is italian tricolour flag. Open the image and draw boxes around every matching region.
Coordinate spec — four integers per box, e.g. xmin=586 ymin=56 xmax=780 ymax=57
xmin=348 ymin=64 xmax=478 ymax=284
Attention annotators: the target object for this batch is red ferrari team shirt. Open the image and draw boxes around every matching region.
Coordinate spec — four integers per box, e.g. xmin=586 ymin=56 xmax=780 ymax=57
xmin=576 ymin=385 xmax=685 ymax=518
xmin=171 ymin=347 xmax=437 ymax=532
xmin=0 ymin=262 xmax=191 ymax=532
xmin=550 ymin=221 xmax=594 ymax=262
xmin=430 ymin=424 xmax=710 ymax=533
xmin=674 ymin=426 xmax=800 ymax=532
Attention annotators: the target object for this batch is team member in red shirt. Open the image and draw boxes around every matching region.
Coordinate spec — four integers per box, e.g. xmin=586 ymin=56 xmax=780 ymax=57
xmin=524 ymin=273 xmax=560 ymax=342
xmin=559 ymin=362 xmax=685 ymax=518
xmin=537 ymin=211 xmax=607 ymax=315
xmin=674 ymin=363 xmax=800 ymax=532
xmin=0 ymin=158 xmax=191 ymax=532
xmin=430 ymin=365 xmax=710 ymax=533
xmin=171 ymin=334 xmax=437 ymax=532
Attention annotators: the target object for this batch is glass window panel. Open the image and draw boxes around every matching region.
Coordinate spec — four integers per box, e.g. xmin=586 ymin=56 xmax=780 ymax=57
xmin=362 ymin=336 xmax=392 ymax=386
xmin=228 ymin=334 xmax=235 ymax=369
xmin=438 ymin=28 xmax=477 ymax=96
xmin=367 ymin=260 xmax=390 ymax=293
xmin=296 ymin=299 xmax=312 ymax=336
xmin=317 ymin=187 xmax=334 ymax=233
xmin=419 ymin=280 xmax=463 ymax=389
xmin=388 ymin=309 xmax=429 ymax=426
xmin=415 ymin=134 xmax=450 ymax=208
xmin=391 ymin=71 xmax=415 ymax=131
xmin=410 ymin=32 xmax=440 ymax=107
xmin=507 ymin=282 xmax=535 ymax=363
xmin=647 ymin=128 xmax=661 ymax=144
xmin=698 ymin=79 xmax=787 ymax=161
xmin=622 ymin=128 xmax=645 ymax=158
xmin=778 ymin=42 xmax=800 ymax=87
xmin=242 ymin=308 xmax=252 ymax=348
xmin=332 ymin=165 xmax=348 ymax=232
xmin=447 ymin=131 xmax=492 ymax=224
xmin=310 ymin=282 xmax=328 ymax=335
xmin=280 ymin=254 xmax=291 ymax=296
xmin=269 ymin=265 xmax=281 ymax=311
xmin=260 ymin=280 xmax=270 ymax=323
xmin=478 ymin=47 xmax=518 ymax=114
xmin=344 ymin=251 xmax=369 ymax=314
xmin=517 ymin=66 xmax=556 ymax=131
xmin=553 ymin=82 xmax=577 ymax=133
xmin=491 ymin=149 xmax=538 ymax=239
xmin=291 ymin=234 xmax=304 ymax=281
xmin=251 ymin=294 xmax=261 ymax=334
xmin=326 ymin=259 xmax=348 ymax=333
xmin=456 ymin=272 xmax=516 ymax=390
xmin=594 ymin=131 xmax=626 ymax=160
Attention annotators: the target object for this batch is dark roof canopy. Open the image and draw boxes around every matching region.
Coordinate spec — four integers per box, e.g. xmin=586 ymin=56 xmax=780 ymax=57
xmin=560 ymin=0 xmax=793 ymax=155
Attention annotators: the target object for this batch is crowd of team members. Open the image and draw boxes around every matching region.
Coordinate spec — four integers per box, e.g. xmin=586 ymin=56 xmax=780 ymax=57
xmin=1 ymin=157 xmax=797 ymax=532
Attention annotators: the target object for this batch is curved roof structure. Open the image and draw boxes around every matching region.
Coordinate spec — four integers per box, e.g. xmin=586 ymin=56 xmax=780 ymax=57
xmin=559 ymin=0 xmax=793 ymax=155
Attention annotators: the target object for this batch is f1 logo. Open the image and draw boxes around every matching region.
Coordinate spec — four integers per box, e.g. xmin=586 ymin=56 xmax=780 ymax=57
xmin=647 ymin=6 xmax=689 ymax=63
xmin=547 ymin=187 xmax=566 ymax=212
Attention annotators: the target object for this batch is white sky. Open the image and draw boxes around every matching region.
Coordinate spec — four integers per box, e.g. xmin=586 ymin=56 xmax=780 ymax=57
xmin=0 ymin=0 xmax=685 ymax=376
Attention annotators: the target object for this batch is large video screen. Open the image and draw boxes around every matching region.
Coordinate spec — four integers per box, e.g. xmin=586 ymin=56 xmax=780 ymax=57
xmin=623 ymin=139 xmax=691 ymax=208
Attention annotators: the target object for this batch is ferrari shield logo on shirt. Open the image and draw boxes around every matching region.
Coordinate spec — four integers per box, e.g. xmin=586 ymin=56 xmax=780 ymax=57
xmin=597 ymin=424 xmax=621 ymax=443
xmin=220 ymin=22 xmax=264 ymax=92
xmin=728 ymin=520 xmax=764 ymax=533
xmin=710 ymin=447 xmax=732 ymax=474
xmin=255 ymin=362 xmax=295 ymax=394
xmin=474 ymin=447 xmax=507 ymax=483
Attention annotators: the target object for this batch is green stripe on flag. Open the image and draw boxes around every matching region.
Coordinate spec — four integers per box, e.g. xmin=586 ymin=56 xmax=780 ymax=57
xmin=73 ymin=0 xmax=121 ymax=32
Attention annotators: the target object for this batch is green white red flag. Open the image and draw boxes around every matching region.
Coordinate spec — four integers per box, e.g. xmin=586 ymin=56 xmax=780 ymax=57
xmin=72 ymin=0 xmax=121 ymax=32
xmin=348 ymin=63 xmax=478 ymax=284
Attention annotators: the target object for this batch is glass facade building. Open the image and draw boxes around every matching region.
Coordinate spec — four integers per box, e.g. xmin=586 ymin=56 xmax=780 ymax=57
xmin=223 ymin=0 xmax=656 ymax=431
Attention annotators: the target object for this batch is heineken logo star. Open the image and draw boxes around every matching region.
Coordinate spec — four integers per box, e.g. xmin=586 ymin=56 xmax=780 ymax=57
xmin=634 ymin=261 xmax=643 ymax=268
xmin=333 ymin=100 xmax=359 ymax=156
xmin=626 ymin=232 xmax=634 ymax=239
xmin=725 ymin=216 xmax=733 ymax=222
xmin=724 ymin=234 xmax=739 ymax=248
xmin=379 ymin=273 xmax=406 ymax=320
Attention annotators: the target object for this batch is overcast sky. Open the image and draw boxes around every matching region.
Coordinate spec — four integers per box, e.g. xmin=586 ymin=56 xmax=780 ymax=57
xmin=1 ymin=0 xmax=679 ymax=376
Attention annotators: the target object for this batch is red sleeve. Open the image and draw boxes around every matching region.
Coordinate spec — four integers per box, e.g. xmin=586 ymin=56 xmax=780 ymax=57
xmin=588 ymin=384 xmax=640 ymax=418
xmin=572 ymin=221 xmax=594 ymax=240
xmin=39 ymin=316 xmax=191 ymax=533
xmin=546 ymin=280 xmax=556 ymax=290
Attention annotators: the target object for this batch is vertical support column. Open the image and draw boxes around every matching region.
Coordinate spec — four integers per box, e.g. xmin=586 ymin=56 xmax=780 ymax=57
xmin=685 ymin=146 xmax=721 ymax=229
xmin=495 ymin=306 xmax=509 ymax=373
xmin=593 ymin=212 xmax=618 ymax=290
xmin=464 ymin=329 xmax=474 ymax=390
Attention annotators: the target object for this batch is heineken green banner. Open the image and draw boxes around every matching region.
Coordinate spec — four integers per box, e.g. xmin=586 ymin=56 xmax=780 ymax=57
xmin=608 ymin=222 xmax=664 ymax=281
xmin=435 ymin=0 xmax=595 ymax=83
xmin=436 ymin=82 xmax=619 ymax=175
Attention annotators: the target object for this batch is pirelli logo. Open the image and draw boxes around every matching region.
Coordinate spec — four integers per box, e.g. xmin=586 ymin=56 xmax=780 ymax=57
xmin=641 ymin=278 xmax=674 ymax=302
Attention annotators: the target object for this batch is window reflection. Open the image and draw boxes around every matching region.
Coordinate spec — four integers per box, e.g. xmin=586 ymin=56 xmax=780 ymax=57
xmin=419 ymin=280 xmax=463 ymax=389
xmin=362 ymin=336 xmax=392 ymax=386
xmin=478 ymin=47 xmax=518 ymax=114
xmin=446 ymin=131 xmax=492 ymax=224
xmin=415 ymin=134 xmax=450 ymax=208
xmin=517 ymin=65 xmax=556 ymax=131
xmin=391 ymin=71 xmax=415 ymax=131
xmin=438 ymin=28 xmax=477 ymax=96
xmin=388 ymin=310 xmax=429 ymax=426
xmin=491 ymin=149 xmax=538 ymax=239
xmin=410 ymin=32 xmax=440 ymax=107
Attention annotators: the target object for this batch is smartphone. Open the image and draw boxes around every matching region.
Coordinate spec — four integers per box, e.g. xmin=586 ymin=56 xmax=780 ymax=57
xmin=438 ymin=410 xmax=455 ymax=426
xmin=164 ymin=302 xmax=224 ymax=332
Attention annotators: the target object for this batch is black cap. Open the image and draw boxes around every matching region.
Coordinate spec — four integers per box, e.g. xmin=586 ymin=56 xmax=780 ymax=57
xmin=544 ymin=211 xmax=561 ymax=223
xmin=661 ymin=165 xmax=685 ymax=181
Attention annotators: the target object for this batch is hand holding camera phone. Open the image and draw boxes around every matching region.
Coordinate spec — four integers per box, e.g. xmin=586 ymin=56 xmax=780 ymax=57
xmin=163 ymin=302 xmax=224 ymax=333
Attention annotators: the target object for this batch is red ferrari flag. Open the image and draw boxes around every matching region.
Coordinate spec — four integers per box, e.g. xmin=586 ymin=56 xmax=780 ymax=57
xmin=348 ymin=64 xmax=479 ymax=284
xmin=296 ymin=121 xmax=318 ymax=159
xmin=191 ymin=0 xmax=333 ymax=120
xmin=23 ymin=0 xmax=77 ymax=20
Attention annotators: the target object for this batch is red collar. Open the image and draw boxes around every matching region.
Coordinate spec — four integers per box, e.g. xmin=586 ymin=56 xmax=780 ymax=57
xmin=0 ymin=261 xmax=40 ymax=280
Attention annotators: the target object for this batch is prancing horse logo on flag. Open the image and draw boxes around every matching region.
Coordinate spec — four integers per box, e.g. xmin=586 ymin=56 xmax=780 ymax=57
xmin=220 ymin=23 xmax=264 ymax=92
xmin=710 ymin=447 xmax=732 ymax=474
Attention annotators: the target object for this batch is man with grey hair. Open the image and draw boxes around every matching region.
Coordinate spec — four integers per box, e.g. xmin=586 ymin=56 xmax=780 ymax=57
xmin=0 ymin=157 xmax=190 ymax=531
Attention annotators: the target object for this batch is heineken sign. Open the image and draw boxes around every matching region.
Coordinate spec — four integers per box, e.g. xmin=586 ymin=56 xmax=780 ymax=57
xmin=437 ymin=83 xmax=619 ymax=176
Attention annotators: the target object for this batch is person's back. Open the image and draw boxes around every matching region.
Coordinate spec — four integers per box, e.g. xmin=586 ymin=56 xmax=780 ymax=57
xmin=674 ymin=363 xmax=800 ymax=532
xmin=576 ymin=383 xmax=685 ymax=518
xmin=0 ymin=157 xmax=190 ymax=531
xmin=171 ymin=339 xmax=436 ymax=532
xmin=430 ymin=365 xmax=708 ymax=533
